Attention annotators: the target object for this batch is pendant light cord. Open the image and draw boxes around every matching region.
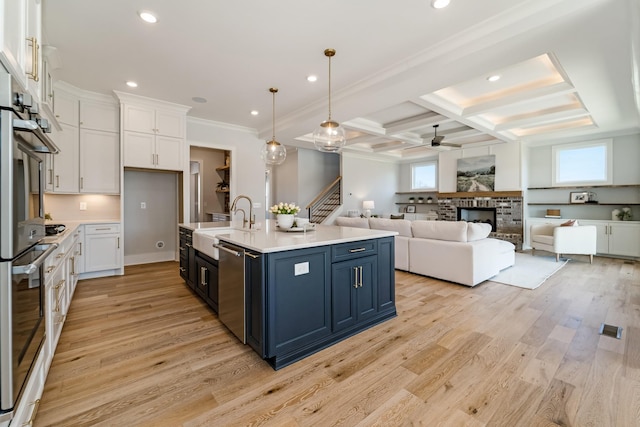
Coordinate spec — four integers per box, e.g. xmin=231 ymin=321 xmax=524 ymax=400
xmin=327 ymin=54 xmax=332 ymax=121
xmin=272 ymin=89 xmax=276 ymax=140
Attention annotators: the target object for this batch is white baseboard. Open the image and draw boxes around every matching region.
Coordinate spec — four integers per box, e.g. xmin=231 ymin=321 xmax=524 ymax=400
xmin=124 ymin=251 xmax=177 ymax=266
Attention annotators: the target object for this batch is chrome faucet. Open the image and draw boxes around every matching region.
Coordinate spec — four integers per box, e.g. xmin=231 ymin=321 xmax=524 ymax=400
xmin=230 ymin=195 xmax=254 ymax=229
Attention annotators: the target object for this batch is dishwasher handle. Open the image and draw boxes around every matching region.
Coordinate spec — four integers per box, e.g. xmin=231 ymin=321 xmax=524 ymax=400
xmin=213 ymin=243 xmax=243 ymax=257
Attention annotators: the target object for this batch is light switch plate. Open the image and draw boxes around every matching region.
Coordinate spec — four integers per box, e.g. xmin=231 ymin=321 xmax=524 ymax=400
xmin=140 ymin=202 xmax=146 ymax=209
xmin=79 ymin=202 xmax=87 ymax=210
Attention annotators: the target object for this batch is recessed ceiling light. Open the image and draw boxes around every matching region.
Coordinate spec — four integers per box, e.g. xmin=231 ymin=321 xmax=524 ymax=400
xmin=192 ymin=97 xmax=207 ymax=103
xmin=126 ymin=81 xmax=138 ymax=88
xmin=431 ymin=0 xmax=450 ymax=9
xmin=138 ymin=10 xmax=158 ymax=23
xmin=487 ymin=74 xmax=501 ymax=82
xmin=307 ymin=75 xmax=318 ymax=82
xmin=251 ymin=110 xmax=259 ymax=116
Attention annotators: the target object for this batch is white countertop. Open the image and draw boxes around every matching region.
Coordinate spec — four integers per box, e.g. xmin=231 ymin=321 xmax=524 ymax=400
xmin=213 ymin=220 xmax=397 ymax=253
xmin=41 ymin=219 xmax=121 ymax=245
xmin=179 ymin=221 xmax=233 ymax=231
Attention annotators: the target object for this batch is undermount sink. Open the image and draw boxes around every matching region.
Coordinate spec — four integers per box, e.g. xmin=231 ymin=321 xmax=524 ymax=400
xmin=192 ymin=228 xmax=232 ymax=260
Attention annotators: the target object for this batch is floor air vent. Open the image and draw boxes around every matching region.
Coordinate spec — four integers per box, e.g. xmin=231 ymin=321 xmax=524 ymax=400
xmin=599 ymin=323 xmax=623 ymax=339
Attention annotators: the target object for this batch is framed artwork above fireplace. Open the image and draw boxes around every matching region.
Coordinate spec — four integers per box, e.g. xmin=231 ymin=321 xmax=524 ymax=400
xmin=457 ymin=155 xmax=496 ymax=192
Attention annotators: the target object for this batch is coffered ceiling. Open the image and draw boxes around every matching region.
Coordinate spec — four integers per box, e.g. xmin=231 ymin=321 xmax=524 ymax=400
xmin=43 ymin=0 xmax=640 ymax=160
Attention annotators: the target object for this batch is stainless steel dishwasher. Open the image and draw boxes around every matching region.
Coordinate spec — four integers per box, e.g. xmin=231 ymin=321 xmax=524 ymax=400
xmin=215 ymin=241 xmax=246 ymax=343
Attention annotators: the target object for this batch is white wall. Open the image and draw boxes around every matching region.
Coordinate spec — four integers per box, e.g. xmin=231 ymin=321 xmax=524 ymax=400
xmin=526 ymin=133 xmax=640 ymax=220
xmin=341 ymin=153 xmax=399 ymax=217
xmin=44 ymin=194 xmax=120 ymax=221
xmin=123 ymin=170 xmax=177 ymax=265
xmin=271 ymin=147 xmax=340 ymax=218
xmin=187 ymin=118 xmax=266 ymax=222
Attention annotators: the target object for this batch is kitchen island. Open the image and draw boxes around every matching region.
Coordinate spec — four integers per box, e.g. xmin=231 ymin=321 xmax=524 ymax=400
xmin=212 ymin=221 xmax=397 ymax=370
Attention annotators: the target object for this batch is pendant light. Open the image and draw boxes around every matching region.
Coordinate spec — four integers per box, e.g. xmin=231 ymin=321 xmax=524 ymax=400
xmin=261 ymin=87 xmax=286 ymax=165
xmin=313 ymin=48 xmax=346 ymax=153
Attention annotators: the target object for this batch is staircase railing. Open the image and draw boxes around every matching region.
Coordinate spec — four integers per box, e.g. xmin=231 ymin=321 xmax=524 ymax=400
xmin=306 ymin=176 xmax=342 ymax=224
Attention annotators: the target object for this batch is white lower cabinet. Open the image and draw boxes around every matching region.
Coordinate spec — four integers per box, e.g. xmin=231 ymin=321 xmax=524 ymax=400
xmin=84 ymin=223 xmax=122 ymax=272
xmin=8 ymin=347 xmax=45 ymax=427
xmin=580 ymin=220 xmax=640 ymax=257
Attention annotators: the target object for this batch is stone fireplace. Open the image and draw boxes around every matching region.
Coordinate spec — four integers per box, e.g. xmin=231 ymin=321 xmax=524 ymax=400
xmin=437 ymin=192 xmax=523 ymax=250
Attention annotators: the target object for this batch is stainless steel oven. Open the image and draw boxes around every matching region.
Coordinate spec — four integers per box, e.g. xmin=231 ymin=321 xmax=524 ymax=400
xmin=0 ymin=69 xmax=60 ymax=422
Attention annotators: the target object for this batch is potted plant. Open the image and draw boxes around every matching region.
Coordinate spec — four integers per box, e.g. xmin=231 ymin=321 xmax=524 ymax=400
xmin=418 ymin=197 xmax=424 ymax=204
xmin=408 ymin=196 xmax=415 ymax=203
xmin=217 ymin=181 xmax=229 ymax=191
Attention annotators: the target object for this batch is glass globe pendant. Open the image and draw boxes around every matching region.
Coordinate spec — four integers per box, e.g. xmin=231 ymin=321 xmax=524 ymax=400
xmin=261 ymin=87 xmax=286 ymax=165
xmin=313 ymin=49 xmax=346 ymax=152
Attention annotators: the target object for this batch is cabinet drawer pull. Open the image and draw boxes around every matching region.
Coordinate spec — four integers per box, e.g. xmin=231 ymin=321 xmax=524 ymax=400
xmin=185 ymin=243 xmax=192 ymax=248
xmin=47 ymin=265 xmax=55 ymax=273
xmin=179 ymin=267 xmax=186 ymax=272
xmin=21 ymin=398 xmax=40 ymax=426
xmin=200 ymin=266 xmax=207 ymax=287
xmin=349 ymin=247 xmax=366 ymax=253
xmin=94 ymin=227 xmax=112 ymax=231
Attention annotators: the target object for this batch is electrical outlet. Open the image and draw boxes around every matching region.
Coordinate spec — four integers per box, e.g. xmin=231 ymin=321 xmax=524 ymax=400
xmin=79 ymin=202 xmax=87 ymax=210
xmin=140 ymin=202 xmax=146 ymax=209
xmin=294 ymin=262 xmax=309 ymax=276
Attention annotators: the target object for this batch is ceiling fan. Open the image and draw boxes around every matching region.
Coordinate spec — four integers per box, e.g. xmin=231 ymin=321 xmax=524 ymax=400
xmin=431 ymin=124 xmax=461 ymax=148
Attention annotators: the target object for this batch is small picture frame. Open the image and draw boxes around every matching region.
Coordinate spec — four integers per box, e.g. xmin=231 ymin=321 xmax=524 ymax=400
xmin=406 ymin=205 xmax=416 ymax=213
xmin=569 ymin=191 xmax=589 ymax=204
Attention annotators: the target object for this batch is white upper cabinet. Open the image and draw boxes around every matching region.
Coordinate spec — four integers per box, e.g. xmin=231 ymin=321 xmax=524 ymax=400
xmin=115 ymin=91 xmax=191 ymax=172
xmin=80 ymin=98 xmax=119 ymax=132
xmin=123 ymin=104 xmax=184 ymax=138
xmin=49 ymin=83 xmax=121 ymax=194
xmin=0 ymin=0 xmax=42 ymax=99
xmin=53 ymin=89 xmax=79 ymax=126
xmin=0 ymin=0 xmax=28 ymax=88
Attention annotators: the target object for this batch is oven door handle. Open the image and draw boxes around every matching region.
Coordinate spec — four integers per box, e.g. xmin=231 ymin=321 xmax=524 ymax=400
xmin=13 ymin=118 xmax=60 ymax=154
xmin=12 ymin=243 xmax=59 ymax=275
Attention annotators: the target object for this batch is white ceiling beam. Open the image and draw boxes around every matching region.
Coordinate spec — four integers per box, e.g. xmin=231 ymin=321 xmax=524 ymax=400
xmin=494 ymin=108 xmax=590 ymax=131
xmin=459 ymin=82 xmax=577 ymax=117
xmin=383 ymin=112 xmax=450 ymax=134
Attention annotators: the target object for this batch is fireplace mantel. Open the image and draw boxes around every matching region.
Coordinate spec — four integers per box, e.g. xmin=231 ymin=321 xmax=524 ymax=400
xmin=438 ymin=191 xmax=522 ymax=198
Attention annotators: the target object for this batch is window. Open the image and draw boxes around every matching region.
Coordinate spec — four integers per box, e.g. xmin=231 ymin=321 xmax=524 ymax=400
xmin=552 ymin=139 xmax=613 ymax=186
xmin=411 ymin=160 xmax=437 ymax=190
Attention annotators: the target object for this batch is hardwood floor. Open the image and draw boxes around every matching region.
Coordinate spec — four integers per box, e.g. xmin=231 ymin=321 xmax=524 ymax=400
xmin=34 ymin=255 xmax=640 ymax=426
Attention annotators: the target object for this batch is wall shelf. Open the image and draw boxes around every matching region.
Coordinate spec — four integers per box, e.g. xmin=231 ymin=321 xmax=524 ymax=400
xmin=528 ymin=202 xmax=640 ymax=206
xmin=528 ymin=184 xmax=640 ymax=190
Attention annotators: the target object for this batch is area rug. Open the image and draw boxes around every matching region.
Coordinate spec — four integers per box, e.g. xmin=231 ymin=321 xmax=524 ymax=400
xmin=488 ymin=252 xmax=569 ymax=290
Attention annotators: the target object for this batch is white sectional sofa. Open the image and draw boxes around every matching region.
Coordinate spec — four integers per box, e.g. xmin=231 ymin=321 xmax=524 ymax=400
xmin=334 ymin=217 xmax=515 ymax=287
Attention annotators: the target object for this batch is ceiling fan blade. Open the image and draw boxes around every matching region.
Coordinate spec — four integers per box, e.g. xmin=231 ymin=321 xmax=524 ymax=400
xmin=441 ymin=142 xmax=462 ymax=148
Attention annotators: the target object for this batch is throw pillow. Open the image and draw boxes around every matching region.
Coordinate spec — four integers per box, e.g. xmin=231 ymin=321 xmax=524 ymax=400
xmin=560 ymin=219 xmax=579 ymax=227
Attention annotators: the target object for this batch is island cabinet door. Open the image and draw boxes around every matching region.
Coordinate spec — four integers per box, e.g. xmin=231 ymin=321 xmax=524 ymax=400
xmin=332 ymin=255 xmax=378 ymax=332
xmin=246 ymin=251 xmax=265 ymax=357
xmin=266 ymin=247 xmax=332 ymax=358
xmin=377 ymin=237 xmax=396 ymax=313
xmin=195 ymin=253 xmax=218 ymax=312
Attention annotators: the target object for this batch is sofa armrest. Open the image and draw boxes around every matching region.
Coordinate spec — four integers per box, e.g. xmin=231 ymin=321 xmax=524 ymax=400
xmin=531 ymin=223 xmax=556 ymax=237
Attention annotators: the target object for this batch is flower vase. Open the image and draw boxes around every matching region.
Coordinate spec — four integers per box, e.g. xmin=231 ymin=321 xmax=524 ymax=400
xmin=277 ymin=214 xmax=295 ymax=229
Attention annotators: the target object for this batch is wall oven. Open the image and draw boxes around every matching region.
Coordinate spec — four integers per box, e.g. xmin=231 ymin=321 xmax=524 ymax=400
xmin=0 ymin=69 xmax=60 ymax=422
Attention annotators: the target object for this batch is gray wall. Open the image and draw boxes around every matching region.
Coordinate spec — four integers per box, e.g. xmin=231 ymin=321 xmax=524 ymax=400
xmin=123 ymin=170 xmax=177 ymax=265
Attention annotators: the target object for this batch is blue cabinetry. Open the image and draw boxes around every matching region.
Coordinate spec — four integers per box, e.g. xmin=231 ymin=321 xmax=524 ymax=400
xmin=245 ymin=236 xmax=396 ymax=370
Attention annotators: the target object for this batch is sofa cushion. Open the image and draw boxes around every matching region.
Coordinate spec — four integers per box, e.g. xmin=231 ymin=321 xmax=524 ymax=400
xmin=411 ymin=220 xmax=468 ymax=242
xmin=368 ymin=218 xmax=412 ymax=237
xmin=335 ymin=217 xmax=370 ymax=229
xmin=467 ymin=222 xmax=492 ymax=241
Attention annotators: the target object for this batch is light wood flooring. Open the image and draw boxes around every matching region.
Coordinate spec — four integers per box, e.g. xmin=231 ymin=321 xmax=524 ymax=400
xmin=34 ymin=254 xmax=640 ymax=426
